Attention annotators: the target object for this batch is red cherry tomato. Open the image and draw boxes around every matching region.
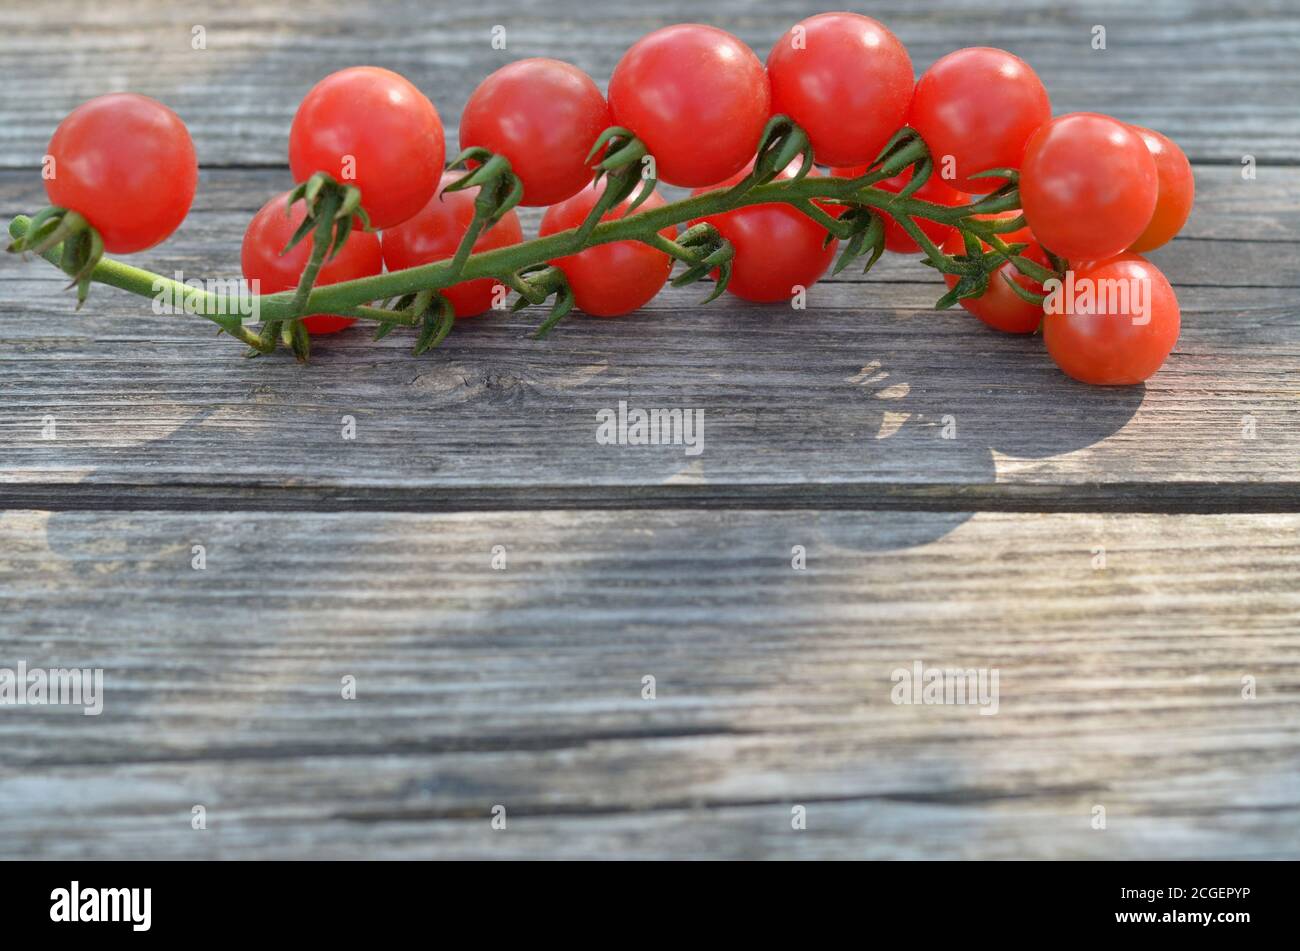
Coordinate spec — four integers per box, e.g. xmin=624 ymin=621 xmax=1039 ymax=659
xmin=942 ymin=213 xmax=1050 ymax=334
xmin=241 ymin=192 xmax=383 ymax=335
xmin=459 ymin=59 xmax=610 ymax=207
xmin=1020 ymin=113 xmax=1158 ymax=261
xmin=608 ymin=25 xmax=770 ymax=187
xmin=833 ymin=164 xmax=967 ymax=254
xmin=767 ymin=13 xmax=914 ymax=168
xmin=692 ymin=162 xmax=837 ymax=303
xmin=44 ymin=93 xmax=197 ymax=254
xmin=380 ymin=171 xmax=524 ymax=318
xmin=1127 ymin=126 xmax=1195 ymax=253
xmin=539 ymin=183 xmax=675 ymax=317
xmin=1042 ymin=253 xmax=1180 ymax=385
xmin=908 ymin=47 xmax=1050 ymax=194
xmin=289 ymin=67 xmax=444 ymax=230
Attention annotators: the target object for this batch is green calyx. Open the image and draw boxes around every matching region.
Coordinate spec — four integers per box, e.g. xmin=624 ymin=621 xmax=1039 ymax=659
xmin=7 ymin=206 xmax=104 ymax=306
xmin=241 ymin=172 xmax=372 ymax=359
xmin=443 ymin=147 xmax=526 ymax=280
xmin=650 ymin=223 xmax=736 ymax=304
xmin=730 ymin=114 xmax=814 ymax=199
xmin=574 ymin=127 xmax=658 ymax=242
xmin=507 ymin=264 xmax=575 ymax=339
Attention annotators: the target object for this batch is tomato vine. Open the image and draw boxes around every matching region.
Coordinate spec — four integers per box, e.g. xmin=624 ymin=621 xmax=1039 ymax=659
xmin=8 ymin=128 xmax=1041 ymax=343
xmin=5 ymin=12 xmax=1193 ymax=385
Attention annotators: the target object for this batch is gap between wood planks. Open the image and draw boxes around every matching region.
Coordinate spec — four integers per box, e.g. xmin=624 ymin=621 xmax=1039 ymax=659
xmin=4 ymin=480 xmax=1299 ymax=514
xmin=328 ymin=784 xmax=1104 ymax=824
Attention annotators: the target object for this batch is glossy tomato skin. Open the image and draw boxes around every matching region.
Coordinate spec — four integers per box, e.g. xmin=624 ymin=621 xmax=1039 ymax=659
xmin=539 ymin=183 xmax=675 ymax=317
xmin=289 ymin=67 xmax=444 ymax=230
xmin=459 ymin=59 xmax=610 ymax=207
xmin=1127 ymin=126 xmax=1195 ymax=253
xmin=45 ymin=93 xmax=197 ymax=254
xmin=241 ymin=192 xmax=383 ymax=335
xmin=942 ymin=213 xmax=1050 ymax=334
xmin=381 ymin=172 xmax=524 ymax=318
xmin=767 ymin=13 xmax=914 ymax=169
xmin=1043 ymin=253 xmax=1179 ymax=385
xmin=1020 ymin=113 xmax=1158 ymax=261
xmin=608 ymin=25 xmax=769 ymax=188
xmin=832 ymin=164 xmax=967 ymax=254
xmin=908 ymin=48 xmax=1050 ymax=194
xmin=692 ymin=163 xmax=838 ymax=303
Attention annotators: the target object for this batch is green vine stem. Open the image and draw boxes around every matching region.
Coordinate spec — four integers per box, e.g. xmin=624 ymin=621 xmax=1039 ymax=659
xmin=6 ymin=134 xmax=1048 ymax=344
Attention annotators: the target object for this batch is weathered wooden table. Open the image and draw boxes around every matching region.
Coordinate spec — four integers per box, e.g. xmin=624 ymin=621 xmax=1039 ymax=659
xmin=1 ymin=0 xmax=1297 ymax=859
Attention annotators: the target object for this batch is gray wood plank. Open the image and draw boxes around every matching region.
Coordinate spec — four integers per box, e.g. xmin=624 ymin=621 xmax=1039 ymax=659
xmin=1 ymin=508 xmax=1296 ymax=858
xmin=0 ymin=0 xmax=1295 ymax=166
xmin=2 ymin=168 xmax=1297 ymax=505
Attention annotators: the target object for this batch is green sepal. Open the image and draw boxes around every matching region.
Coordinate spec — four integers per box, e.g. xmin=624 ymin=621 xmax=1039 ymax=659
xmin=966 ymin=166 xmax=1020 ymax=185
xmin=413 ymin=294 xmax=456 ymax=355
xmin=531 ymin=283 xmax=576 ymax=339
xmin=934 ymin=271 xmax=989 ymax=310
xmin=895 ymin=158 xmax=932 ymax=199
xmin=1000 ymin=270 xmax=1049 ymax=307
xmin=288 ymin=319 xmax=311 ymax=363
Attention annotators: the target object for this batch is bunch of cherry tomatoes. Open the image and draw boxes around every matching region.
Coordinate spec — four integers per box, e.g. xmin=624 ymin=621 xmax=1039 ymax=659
xmin=21 ymin=13 xmax=1193 ymax=385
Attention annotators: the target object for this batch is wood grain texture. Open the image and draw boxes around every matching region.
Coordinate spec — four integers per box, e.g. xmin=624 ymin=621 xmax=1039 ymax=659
xmin=1 ymin=0 xmax=1297 ymax=861
xmin=1 ymin=509 xmax=1297 ymax=859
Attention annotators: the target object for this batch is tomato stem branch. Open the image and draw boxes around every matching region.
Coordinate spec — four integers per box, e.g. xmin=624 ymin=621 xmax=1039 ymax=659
xmin=287 ymin=190 xmax=341 ymax=320
xmin=6 ymin=152 xmax=1046 ymax=339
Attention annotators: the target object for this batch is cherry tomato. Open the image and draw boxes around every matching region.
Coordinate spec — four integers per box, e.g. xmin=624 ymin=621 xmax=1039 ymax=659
xmin=908 ymin=47 xmax=1050 ymax=194
xmin=1127 ymin=126 xmax=1195 ymax=253
xmin=767 ymin=13 xmax=913 ymax=169
xmin=289 ymin=67 xmax=444 ymax=230
xmin=1020 ymin=113 xmax=1158 ymax=261
xmin=1042 ymin=253 xmax=1179 ymax=385
xmin=459 ymin=59 xmax=610 ymax=207
xmin=692 ymin=162 xmax=837 ymax=303
xmin=833 ymin=165 xmax=967 ymax=254
xmin=942 ymin=213 xmax=1050 ymax=334
xmin=381 ymin=171 xmax=524 ymax=318
xmin=241 ymin=192 xmax=383 ymax=335
xmin=44 ymin=93 xmax=197 ymax=254
xmin=608 ymin=25 xmax=769 ymax=188
xmin=539 ymin=183 xmax=675 ymax=317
